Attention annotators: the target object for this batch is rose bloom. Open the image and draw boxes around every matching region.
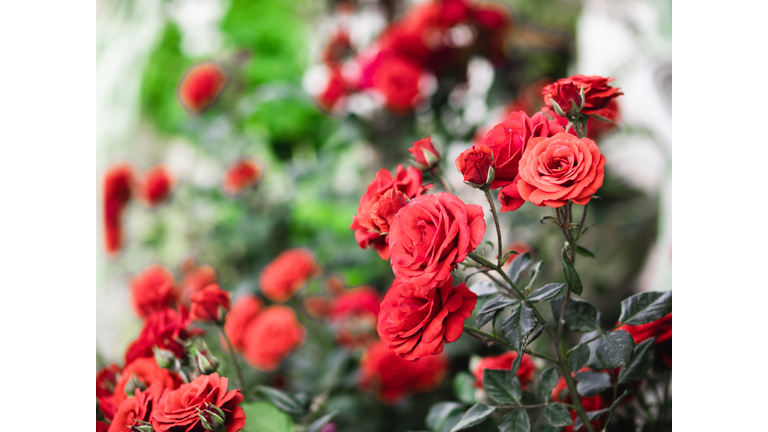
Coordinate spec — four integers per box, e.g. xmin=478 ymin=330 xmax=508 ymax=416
xmin=108 ymin=389 xmax=153 ymax=432
xmin=223 ymin=295 xmax=263 ymax=352
xmin=97 ymin=363 xmax=122 ymax=422
xmin=180 ymin=263 xmax=219 ymax=306
xmin=152 ymin=373 xmax=245 ymax=432
xmin=177 ymin=61 xmax=229 ymax=114
xmin=124 ymin=307 xmax=204 ymax=367
xmin=259 ymin=248 xmax=321 ymax=302
xmin=409 ymin=136 xmax=441 ymax=170
xmin=388 ymin=192 xmax=485 ymax=290
xmin=370 ymin=55 xmax=426 ymax=113
xmin=222 ymin=157 xmax=262 ymax=196
xmin=242 ymin=305 xmax=307 ymax=372
xmin=350 ymin=165 xmax=428 ymax=260
xmin=130 ymin=265 xmax=178 ymax=319
xmin=138 ymin=164 xmax=174 ymax=208
xmin=472 ymin=351 xmax=536 ymax=390
xmin=328 ymin=286 xmax=381 ymax=349
xmin=314 ymin=65 xmax=350 ymax=114
xmin=515 ymin=133 xmax=606 ymax=209
xmin=103 ymin=163 xmax=135 ymax=257
xmin=303 ymin=296 xmax=332 ymax=319
xmin=551 ymin=369 xmax=608 ymax=432
xmin=618 ymin=312 xmax=672 ymax=367
xmin=190 ymin=284 xmax=231 ymax=324
xmin=378 ymin=277 xmax=477 ymax=360
xmin=358 ymin=341 xmax=449 ymax=404
xmin=542 ymin=75 xmax=622 ymax=120
xmin=455 ymin=145 xmax=495 ymax=187
xmin=112 ymin=357 xmax=182 ymax=408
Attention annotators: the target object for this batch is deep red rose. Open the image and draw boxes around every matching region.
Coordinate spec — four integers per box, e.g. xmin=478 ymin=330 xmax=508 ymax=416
xmin=124 ymin=307 xmax=204 ymax=367
xmin=409 ymin=136 xmax=441 ymax=170
xmin=350 ymin=165 xmax=429 ymax=260
xmin=190 ymin=284 xmax=231 ymax=324
xmin=113 ymin=357 xmax=182 ymax=408
xmin=180 ymin=264 xmax=219 ymax=307
xmin=222 ymin=157 xmax=262 ymax=196
xmin=222 ymin=295 xmax=263 ymax=353
xmin=542 ymin=75 xmax=622 ymax=120
xmin=516 ymin=133 xmax=606 ymax=208
xmin=152 ymin=373 xmax=245 ymax=432
xmin=177 ymin=62 xmax=229 ymax=115
xmin=259 ymin=248 xmax=321 ymax=302
xmin=138 ymin=164 xmax=174 ymax=208
xmin=551 ymin=369 xmax=608 ymax=432
xmin=242 ymin=306 xmax=306 ymax=372
xmin=378 ymin=277 xmax=477 ymax=360
xmin=103 ymin=163 xmax=135 ymax=257
xmin=328 ymin=286 xmax=381 ymax=349
xmin=618 ymin=312 xmax=672 ymax=367
xmin=97 ymin=421 xmax=110 ymax=432
xmin=97 ymin=363 xmax=122 ymax=421
xmin=472 ymin=351 xmax=536 ymax=390
xmin=472 ymin=2 xmax=510 ymax=30
xmin=480 ymin=111 xmax=545 ymax=190
xmin=455 ymin=145 xmax=496 ymax=187
xmin=315 ymin=65 xmax=350 ymax=113
xmin=108 ymin=388 xmax=154 ymax=432
xmin=388 ymin=193 xmax=485 ymax=290
xmin=371 ymin=55 xmax=426 ymax=113
xmin=358 ymin=341 xmax=449 ymax=404
xmin=130 ymin=265 xmax=178 ymax=319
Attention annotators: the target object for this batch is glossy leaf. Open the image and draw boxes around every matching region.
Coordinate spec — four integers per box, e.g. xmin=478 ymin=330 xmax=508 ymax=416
xmin=476 ymin=297 xmax=517 ymax=328
xmin=427 ymin=402 xmax=464 ymax=432
xmin=499 ymin=408 xmax=530 ymax=432
xmin=575 ymin=246 xmax=595 ymax=259
xmin=561 ymin=248 xmax=582 ymax=295
xmin=526 ymin=283 xmax=566 ymax=302
xmin=502 ymin=303 xmax=538 ymax=352
xmin=551 ymin=297 xmax=601 ymax=333
xmin=255 ymin=386 xmax=304 ymax=415
xmin=523 ymin=261 xmax=543 ymax=292
xmin=537 ymin=367 xmax=559 ymax=401
xmin=618 ymin=338 xmax=656 ymax=384
xmin=543 ymin=403 xmax=573 ymax=427
xmin=307 ymin=411 xmax=337 ymax=432
xmin=469 ymin=281 xmax=498 ymax=297
xmin=483 ymin=369 xmax=521 ymax=404
xmin=618 ymin=291 xmax=672 ymax=326
xmin=241 ymin=401 xmax=295 ymax=432
xmin=572 ymin=409 xmax=608 ymax=431
xmin=596 ymin=330 xmax=635 ymax=369
xmin=509 ymin=351 xmax=523 ymax=377
xmin=574 ymin=371 xmax=611 ymax=397
xmin=449 ymin=404 xmax=496 ymax=432
xmin=568 ymin=343 xmax=590 ymax=372
xmin=507 ymin=251 xmax=532 ymax=284
xmin=452 ymin=372 xmax=477 ymax=404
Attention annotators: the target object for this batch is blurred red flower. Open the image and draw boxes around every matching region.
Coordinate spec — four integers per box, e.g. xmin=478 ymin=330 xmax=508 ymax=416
xmin=551 ymin=369 xmax=608 ymax=432
xmin=259 ymin=248 xmax=321 ymax=303
xmin=130 ymin=265 xmax=178 ymax=318
xmin=223 ymin=295 xmax=263 ymax=353
xmin=138 ymin=164 xmax=174 ymax=208
xmin=472 ymin=351 xmax=536 ymax=390
xmin=618 ymin=312 xmax=672 ymax=367
xmin=222 ymin=157 xmax=262 ymax=196
xmin=124 ymin=307 xmax=204 ymax=367
xmin=190 ymin=284 xmax=231 ymax=324
xmin=103 ymin=163 xmax=135 ymax=257
xmin=328 ymin=286 xmax=381 ymax=349
xmin=177 ymin=62 xmax=229 ymax=114
xmin=180 ymin=263 xmax=219 ymax=307
xmin=96 ymin=363 xmax=122 ymax=422
xmin=242 ymin=306 xmax=306 ymax=372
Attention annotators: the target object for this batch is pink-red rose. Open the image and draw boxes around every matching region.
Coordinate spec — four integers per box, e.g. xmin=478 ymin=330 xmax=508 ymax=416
xmin=242 ymin=306 xmax=306 ymax=372
xmin=378 ymin=277 xmax=477 ymax=360
xmin=190 ymin=284 xmax=231 ymax=324
xmin=259 ymin=248 xmax=321 ymax=303
xmin=455 ymin=145 xmax=495 ymax=187
xmin=388 ymin=192 xmax=485 ymax=290
xmin=542 ymin=75 xmax=622 ymax=120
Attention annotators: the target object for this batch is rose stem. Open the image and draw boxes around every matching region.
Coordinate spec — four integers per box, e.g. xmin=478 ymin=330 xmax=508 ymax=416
xmin=483 ymin=188 xmax=504 ymax=268
xmin=218 ymin=325 xmax=246 ymax=390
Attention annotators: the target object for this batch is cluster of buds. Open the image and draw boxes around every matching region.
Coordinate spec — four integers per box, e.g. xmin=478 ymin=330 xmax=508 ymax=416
xmin=196 ymin=402 xmax=227 ymax=432
xmin=186 ymin=338 xmax=220 ymax=375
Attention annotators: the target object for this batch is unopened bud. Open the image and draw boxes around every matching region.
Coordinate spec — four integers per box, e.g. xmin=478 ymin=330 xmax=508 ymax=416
xmin=408 ymin=136 xmax=441 ymax=170
xmin=195 ymin=348 xmax=220 ymax=375
xmin=197 ymin=403 xmax=226 ymax=431
xmin=153 ymin=347 xmax=177 ymax=370
xmin=455 ymin=145 xmax=495 ymax=189
xmin=124 ymin=374 xmax=146 ymax=397
xmin=550 ymin=97 xmax=566 ymax=118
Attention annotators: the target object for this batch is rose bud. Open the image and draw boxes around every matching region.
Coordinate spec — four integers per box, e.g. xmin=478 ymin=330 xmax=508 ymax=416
xmin=197 ymin=402 xmax=226 ymax=432
xmin=455 ymin=145 xmax=495 ymax=188
xmin=153 ymin=347 xmax=178 ymax=370
xmin=408 ymin=136 xmax=441 ymax=170
xmin=124 ymin=374 xmax=147 ymax=397
xmin=190 ymin=284 xmax=231 ymax=324
xmin=188 ymin=339 xmax=220 ymax=374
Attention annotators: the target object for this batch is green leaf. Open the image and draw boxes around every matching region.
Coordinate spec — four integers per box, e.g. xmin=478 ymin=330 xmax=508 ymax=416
xmin=307 ymin=411 xmax=337 ymax=432
xmin=543 ymin=403 xmax=573 ymax=427
xmin=618 ymin=338 xmax=656 ymax=384
xmin=469 ymin=281 xmax=498 ymax=297
xmin=476 ymin=297 xmax=517 ymax=328
xmin=526 ymin=283 xmax=566 ymax=302
xmin=575 ymin=246 xmax=595 ymax=259
xmin=596 ymin=330 xmax=635 ymax=369
xmin=551 ymin=297 xmax=601 ymax=333
xmin=449 ymin=404 xmax=496 ymax=432
xmin=452 ymin=372 xmax=477 ymax=404
xmin=523 ymin=261 xmax=543 ymax=292
xmin=572 ymin=409 xmax=608 ymax=431
xmin=483 ymin=369 xmax=521 ymax=404
xmin=241 ymin=401 xmax=296 ymax=432
xmin=562 ymin=249 xmax=583 ymax=295
xmin=499 ymin=408 xmax=530 ymax=432
xmin=509 ymin=351 xmax=523 ymax=377
xmin=537 ymin=367 xmax=560 ymax=401
xmin=501 ymin=303 xmax=538 ymax=352
xmin=574 ymin=371 xmax=611 ymax=397
xmin=427 ymin=402 xmax=465 ymax=432
xmin=618 ymin=291 xmax=672 ymax=326
xmin=507 ymin=251 xmax=532 ymax=284
xmin=527 ymin=325 xmax=545 ymax=345
xmin=255 ymin=386 xmax=304 ymax=415
xmin=568 ymin=343 xmax=590 ymax=372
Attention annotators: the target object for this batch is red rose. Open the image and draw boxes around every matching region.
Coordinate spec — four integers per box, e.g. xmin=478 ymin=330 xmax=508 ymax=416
xmin=97 ymin=421 xmax=110 ymax=432
xmin=409 ymin=136 xmax=441 ymax=170
xmin=259 ymin=248 xmax=321 ymax=302
xmin=472 ymin=352 xmax=536 ymax=390
xmin=97 ymin=363 xmax=122 ymax=421
xmin=223 ymin=295 xmax=263 ymax=352
xmin=130 ymin=265 xmax=178 ymax=319
xmin=551 ymin=369 xmax=608 ymax=432
xmin=103 ymin=163 xmax=135 ymax=257
xmin=180 ymin=264 xmax=219 ymax=306
xmin=113 ymin=357 xmax=182 ymax=408
xmin=542 ymin=75 xmax=622 ymax=120
xmin=222 ymin=157 xmax=262 ymax=196
xmin=618 ymin=312 xmax=672 ymax=367
xmin=388 ymin=192 xmax=485 ymax=290
xmin=314 ymin=64 xmax=351 ymax=114
xmin=502 ymin=242 xmax=531 ymax=267
xmin=138 ymin=164 xmax=174 ymax=208
xmin=303 ymin=296 xmax=332 ymax=319
xmin=108 ymin=389 xmax=153 ymax=432
xmin=455 ymin=145 xmax=496 ymax=188
xmin=328 ymin=286 xmax=381 ymax=349
xmin=516 ymin=133 xmax=606 ymax=208
xmin=177 ymin=62 xmax=229 ymax=115
xmin=371 ymin=55 xmax=426 ymax=113
xmin=350 ymin=165 xmax=428 ymax=260
xmin=152 ymin=373 xmax=245 ymax=432
xmin=190 ymin=284 xmax=231 ymax=324
xmin=480 ymin=111 xmax=537 ymax=189
xmin=242 ymin=306 xmax=306 ymax=372
xmin=378 ymin=277 xmax=477 ymax=360
xmin=124 ymin=307 xmax=204 ymax=367
xmin=358 ymin=341 xmax=449 ymax=404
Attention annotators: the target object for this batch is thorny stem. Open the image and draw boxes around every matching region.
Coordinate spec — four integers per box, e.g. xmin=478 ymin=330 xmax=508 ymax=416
xmin=483 ymin=188 xmax=504 ymax=268
xmin=218 ymin=325 xmax=246 ymax=390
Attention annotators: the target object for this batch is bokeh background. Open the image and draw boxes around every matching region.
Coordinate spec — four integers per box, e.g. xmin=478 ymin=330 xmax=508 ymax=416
xmin=96 ymin=0 xmax=671 ymax=430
